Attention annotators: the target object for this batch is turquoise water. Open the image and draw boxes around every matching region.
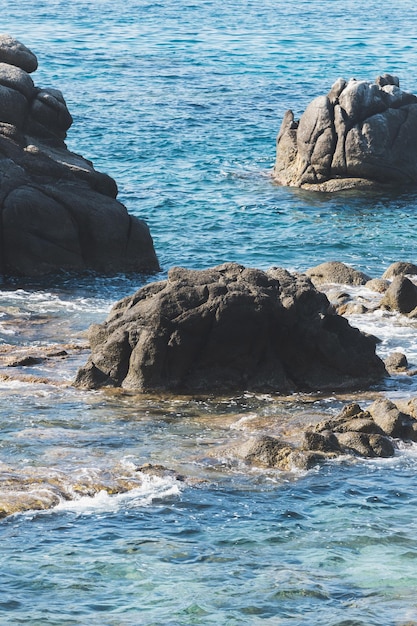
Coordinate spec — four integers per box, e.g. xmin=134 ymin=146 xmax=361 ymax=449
xmin=1 ymin=0 xmax=417 ymax=624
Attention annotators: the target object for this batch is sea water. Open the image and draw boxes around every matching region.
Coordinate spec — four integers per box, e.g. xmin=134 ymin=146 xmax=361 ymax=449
xmin=1 ymin=0 xmax=417 ymax=624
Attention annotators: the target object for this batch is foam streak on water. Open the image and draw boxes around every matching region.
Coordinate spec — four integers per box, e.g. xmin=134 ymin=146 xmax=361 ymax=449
xmin=1 ymin=1 xmax=417 ymax=624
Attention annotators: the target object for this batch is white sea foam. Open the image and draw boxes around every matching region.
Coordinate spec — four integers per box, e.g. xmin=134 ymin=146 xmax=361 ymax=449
xmin=52 ymin=473 xmax=182 ymax=515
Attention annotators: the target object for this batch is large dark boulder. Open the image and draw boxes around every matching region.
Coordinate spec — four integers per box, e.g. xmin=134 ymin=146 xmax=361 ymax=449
xmin=74 ymin=263 xmax=386 ymax=393
xmin=0 ymin=35 xmax=159 ymax=275
xmin=273 ymin=74 xmax=417 ymax=192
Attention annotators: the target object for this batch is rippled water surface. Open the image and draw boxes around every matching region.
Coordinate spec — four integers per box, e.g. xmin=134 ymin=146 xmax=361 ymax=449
xmin=2 ymin=1 xmax=417 ymax=624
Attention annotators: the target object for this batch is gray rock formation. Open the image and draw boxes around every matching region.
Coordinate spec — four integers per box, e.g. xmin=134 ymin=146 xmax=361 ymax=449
xmin=74 ymin=262 xmax=386 ymax=393
xmin=273 ymin=74 xmax=417 ymax=191
xmin=0 ymin=34 xmax=159 ymax=275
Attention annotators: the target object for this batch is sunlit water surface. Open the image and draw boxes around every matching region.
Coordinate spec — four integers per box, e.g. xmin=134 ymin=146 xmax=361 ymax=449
xmin=1 ymin=1 xmax=417 ymax=624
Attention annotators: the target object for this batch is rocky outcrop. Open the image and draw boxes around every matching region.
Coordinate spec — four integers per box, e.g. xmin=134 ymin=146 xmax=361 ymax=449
xmin=273 ymin=74 xmax=417 ymax=191
xmin=74 ymin=262 xmax=386 ymax=393
xmin=0 ymin=35 xmax=159 ymax=275
xmin=216 ymin=397 xmax=417 ymax=471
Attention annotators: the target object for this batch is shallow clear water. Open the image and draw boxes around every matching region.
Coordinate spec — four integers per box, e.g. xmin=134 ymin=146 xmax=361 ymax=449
xmin=1 ymin=1 xmax=417 ymax=624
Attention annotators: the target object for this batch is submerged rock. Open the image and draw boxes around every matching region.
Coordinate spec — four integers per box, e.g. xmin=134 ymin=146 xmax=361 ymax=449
xmin=273 ymin=74 xmax=417 ymax=192
xmin=0 ymin=34 xmax=159 ymax=275
xmin=74 ymin=262 xmax=386 ymax=394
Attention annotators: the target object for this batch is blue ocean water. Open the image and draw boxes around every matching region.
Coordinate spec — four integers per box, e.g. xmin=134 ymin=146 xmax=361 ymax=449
xmin=1 ymin=0 xmax=417 ymax=624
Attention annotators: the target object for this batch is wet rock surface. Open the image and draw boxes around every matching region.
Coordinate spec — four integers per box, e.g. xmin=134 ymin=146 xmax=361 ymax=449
xmin=74 ymin=262 xmax=385 ymax=394
xmin=273 ymin=74 xmax=417 ymax=191
xmin=0 ymin=34 xmax=159 ymax=276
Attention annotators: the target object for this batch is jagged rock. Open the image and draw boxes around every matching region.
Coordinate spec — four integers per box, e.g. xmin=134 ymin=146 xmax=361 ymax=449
xmin=0 ymin=34 xmax=159 ymax=275
xmin=74 ymin=263 xmax=386 ymax=393
xmin=306 ymin=261 xmax=371 ymax=286
xmin=379 ymin=276 xmax=417 ymax=314
xmin=273 ymin=74 xmax=417 ymax=191
xmin=382 ymin=261 xmax=417 ymax=279
xmin=314 ymin=403 xmax=384 ymax=435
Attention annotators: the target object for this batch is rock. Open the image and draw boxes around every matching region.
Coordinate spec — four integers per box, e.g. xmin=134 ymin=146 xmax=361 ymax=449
xmin=335 ymin=431 xmax=395 ymax=458
xmin=365 ymin=278 xmax=389 ymax=293
xmin=368 ymin=398 xmax=417 ymax=440
xmin=384 ymin=352 xmax=409 ymax=373
xmin=0 ymin=34 xmax=38 ymax=73
xmin=338 ymin=302 xmax=368 ymax=315
xmin=0 ymin=34 xmax=159 ymax=276
xmin=382 ymin=261 xmax=417 ymax=279
xmin=273 ymin=75 xmax=417 ymax=191
xmin=395 ymin=399 xmax=417 ymax=439
xmin=379 ymin=276 xmax=417 ymax=314
xmin=74 ymin=262 xmax=386 ymax=393
xmin=306 ymin=261 xmax=371 ymax=286
xmin=314 ymin=403 xmax=384 ymax=435
xmin=231 ymin=435 xmax=330 ymax=471
xmin=236 ymin=436 xmax=295 ymax=469
xmin=310 ymin=401 xmax=395 ymax=458
xmin=302 ymin=429 xmax=342 ymax=453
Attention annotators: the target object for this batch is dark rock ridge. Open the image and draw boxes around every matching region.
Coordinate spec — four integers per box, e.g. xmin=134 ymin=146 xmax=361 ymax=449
xmin=0 ymin=34 xmax=159 ymax=275
xmin=74 ymin=262 xmax=386 ymax=393
xmin=273 ymin=74 xmax=417 ymax=192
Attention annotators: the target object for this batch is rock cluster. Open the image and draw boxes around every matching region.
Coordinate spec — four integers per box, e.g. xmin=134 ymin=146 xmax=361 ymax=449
xmin=306 ymin=259 xmax=417 ymax=315
xmin=0 ymin=35 xmax=159 ymax=275
xmin=74 ymin=262 xmax=386 ymax=393
xmin=273 ymin=74 xmax=417 ymax=191
xmin=232 ymin=398 xmax=417 ymax=471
